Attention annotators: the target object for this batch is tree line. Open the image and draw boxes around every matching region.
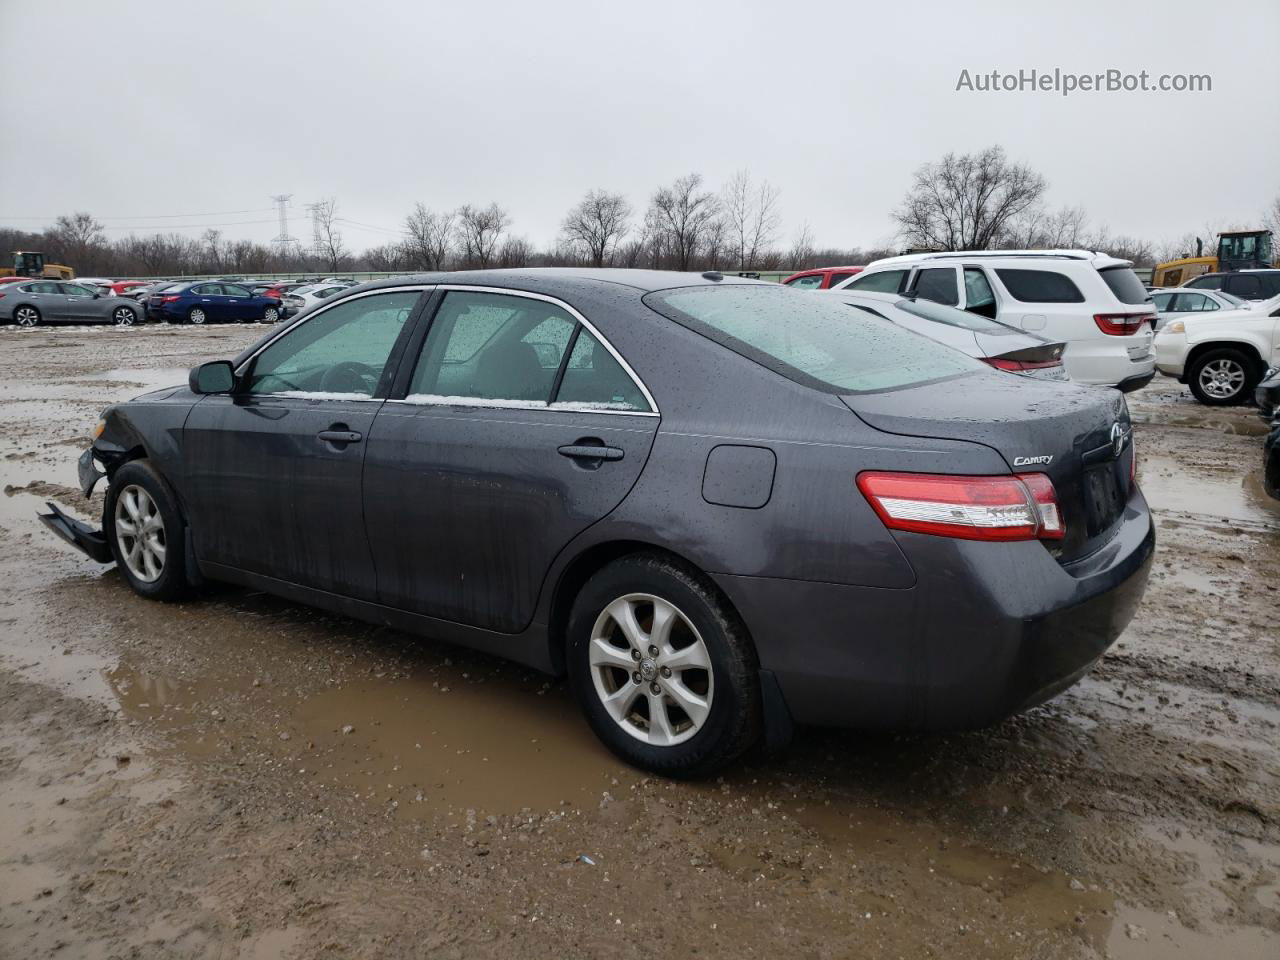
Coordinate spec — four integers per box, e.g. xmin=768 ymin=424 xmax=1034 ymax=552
xmin=5 ymin=153 xmax=1276 ymax=278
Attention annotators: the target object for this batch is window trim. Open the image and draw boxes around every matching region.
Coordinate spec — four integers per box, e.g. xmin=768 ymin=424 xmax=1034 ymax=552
xmin=386 ymin=284 xmax=659 ymax=418
xmin=233 ymin=284 xmax=435 ymax=402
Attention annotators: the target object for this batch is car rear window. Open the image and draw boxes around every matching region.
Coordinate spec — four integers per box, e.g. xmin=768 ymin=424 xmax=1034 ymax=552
xmin=1098 ymin=266 xmax=1152 ymax=305
xmin=994 ymin=269 xmax=1085 ymax=303
xmin=893 ymin=297 xmax=1013 ymax=332
xmin=644 ymin=285 xmax=982 ymax=394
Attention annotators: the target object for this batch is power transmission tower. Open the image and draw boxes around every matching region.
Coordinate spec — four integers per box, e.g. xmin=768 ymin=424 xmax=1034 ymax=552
xmin=304 ymin=202 xmax=325 ymax=261
xmin=270 ymin=194 xmax=299 ymax=250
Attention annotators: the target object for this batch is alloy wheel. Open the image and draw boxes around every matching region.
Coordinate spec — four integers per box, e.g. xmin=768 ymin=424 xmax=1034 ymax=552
xmin=588 ymin=593 xmax=714 ymax=747
xmin=1198 ymin=358 xmax=1245 ymax=400
xmin=189 ymin=308 xmax=206 ymax=325
xmin=263 ymin=307 xmax=279 ymax=323
xmin=114 ymin=485 xmax=166 ymax=583
xmin=113 ymin=307 xmax=135 ymax=326
xmin=15 ymin=307 xmax=38 ymax=328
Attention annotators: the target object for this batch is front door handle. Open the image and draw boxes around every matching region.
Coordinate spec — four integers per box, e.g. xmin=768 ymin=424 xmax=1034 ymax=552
xmin=558 ymin=443 xmax=623 ymax=462
xmin=318 ymin=429 xmax=362 ymax=444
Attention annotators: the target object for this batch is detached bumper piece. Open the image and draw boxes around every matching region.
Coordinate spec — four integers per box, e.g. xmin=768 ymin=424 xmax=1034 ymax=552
xmin=38 ymin=501 xmax=113 ymax=564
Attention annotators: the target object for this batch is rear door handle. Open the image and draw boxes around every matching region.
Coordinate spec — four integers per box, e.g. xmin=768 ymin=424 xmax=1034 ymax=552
xmin=318 ymin=429 xmax=362 ymax=444
xmin=558 ymin=443 xmax=623 ymax=462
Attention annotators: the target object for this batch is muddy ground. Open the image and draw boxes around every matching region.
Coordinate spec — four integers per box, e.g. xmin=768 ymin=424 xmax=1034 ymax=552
xmin=0 ymin=322 xmax=1276 ymax=959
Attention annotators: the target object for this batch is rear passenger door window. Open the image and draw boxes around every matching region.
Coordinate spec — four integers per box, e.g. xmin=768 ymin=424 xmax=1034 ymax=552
xmin=994 ymin=269 xmax=1085 ymax=303
xmin=912 ymin=267 xmax=960 ymax=306
xmin=1225 ymin=274 xmax=1263 ymax=299
xmin=408 ymin=291 xmax=575 ymax=404
xmin=554 ymin=329 xmax=649 ymax=411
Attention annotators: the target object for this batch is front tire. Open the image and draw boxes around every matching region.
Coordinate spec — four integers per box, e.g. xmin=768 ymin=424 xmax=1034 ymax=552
xmin=567 ymin=553 xmax=762 ymax=777
xmin=14 ymin=305 xmax=40 ymax=328
xmin=104 ymin=460 xmax=189 ymax=601
xmin=262 ymin=306 xmax=280 ymax=323
xmin=112 ymin=305 xmax=137 ymax=327
xmin=1188 ymin=347 xmax=1255 ymax=405
xmin=187 ymin=307 xmax=207 ymax=325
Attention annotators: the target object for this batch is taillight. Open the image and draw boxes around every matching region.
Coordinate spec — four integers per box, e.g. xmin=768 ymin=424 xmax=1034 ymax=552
xmin=983 ymin=357 xmax=1064 ymax=372
xmin=857 ymin=472 xmax=1064 ymax=542
xmin=1094 ymin=313 xmax=1155 ymax=336
xmin=161 ymin=295 xmax=180 ymax=303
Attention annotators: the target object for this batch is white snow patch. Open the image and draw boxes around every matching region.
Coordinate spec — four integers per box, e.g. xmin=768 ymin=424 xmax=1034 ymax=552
xmin=402 ymin=394 xmax=548 ymax=409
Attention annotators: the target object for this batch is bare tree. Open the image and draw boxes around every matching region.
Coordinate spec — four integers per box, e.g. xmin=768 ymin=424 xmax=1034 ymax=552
xmin=200 ymin=229 xmax=224 ymax=273
xmin=457 ymin=203 xmax=510 ymax=268
xmin=788 ymin=223 xmax=815 ymax=269
xmin=722 ymin=171 xmax=781 ymax=270
xmin=498 ymin=235 xmax=533 ymax=268
xmin=1264 ymin=196 xmax=1280 ymax=238
xmin=363 ymin=242 xmax=407 ymax=271
xmin=50 ymin=212 xmax=107 ymax=272
xmin=561 ymin=189 xmax=632 ymax=267
xmin=895 ymin=146 xmax=1046 ymax=251
xmin=313 ymin=199 xmax=346 ymax=271
xmin=403 ymin=203 xmax=456 ymax=270
xmin=647 ymin=174 xmax=720 ymax=270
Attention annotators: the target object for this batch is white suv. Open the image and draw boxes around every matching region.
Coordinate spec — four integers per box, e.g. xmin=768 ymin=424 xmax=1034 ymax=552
xmin=832 ymin=251 xmax=1157 ymax=390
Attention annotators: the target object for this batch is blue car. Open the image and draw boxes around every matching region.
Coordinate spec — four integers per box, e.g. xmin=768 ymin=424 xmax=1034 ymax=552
xmin=145 ymin=281 xmax=282 ymax=325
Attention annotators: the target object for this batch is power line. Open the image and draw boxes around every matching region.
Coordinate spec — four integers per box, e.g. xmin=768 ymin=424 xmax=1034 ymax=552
xmin=0 ymin=207 xmax=278 ymax=221
xmin=96 ymin=219 xmax=280 ymax=231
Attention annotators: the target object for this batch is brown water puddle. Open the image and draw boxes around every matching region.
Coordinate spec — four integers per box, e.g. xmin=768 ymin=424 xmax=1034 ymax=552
xmin=1139 ymin=454 xmax=1280 ymax=528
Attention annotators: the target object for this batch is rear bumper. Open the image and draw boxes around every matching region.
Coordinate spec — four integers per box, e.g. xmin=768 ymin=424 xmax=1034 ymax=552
xmin=713 ymin=489 xmax=1155 ymax=730
xmin=1062 ymin=339 xmax=1155 ymax=387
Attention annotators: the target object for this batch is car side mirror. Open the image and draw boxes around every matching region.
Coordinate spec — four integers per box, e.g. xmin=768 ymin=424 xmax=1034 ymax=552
xmin=190 ymin=360 xmax=235 ymax=395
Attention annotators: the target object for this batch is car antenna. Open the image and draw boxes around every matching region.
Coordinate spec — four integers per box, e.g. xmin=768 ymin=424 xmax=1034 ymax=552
xmin=702 ymin=271 xmax=724 ymax=282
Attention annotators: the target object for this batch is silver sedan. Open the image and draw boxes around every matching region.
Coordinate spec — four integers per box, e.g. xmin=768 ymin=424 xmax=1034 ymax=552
xmin=0 ymin=280 xmax=144 ymax=327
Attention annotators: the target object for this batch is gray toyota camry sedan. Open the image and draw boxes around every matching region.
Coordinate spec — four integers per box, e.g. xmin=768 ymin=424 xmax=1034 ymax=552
xmin=41 ymin=269 xmax=1154 ymax=776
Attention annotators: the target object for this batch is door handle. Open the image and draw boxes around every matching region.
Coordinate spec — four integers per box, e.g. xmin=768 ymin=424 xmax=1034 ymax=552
xmin=558 ymin=443 xmax=623 ymax=462
xmin=318 ymin=429 xmax=362 ymax=444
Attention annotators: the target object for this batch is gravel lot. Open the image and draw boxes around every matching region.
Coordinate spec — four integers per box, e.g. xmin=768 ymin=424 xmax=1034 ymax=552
xmin=1 ymin=323 xmax=1277 ymax=959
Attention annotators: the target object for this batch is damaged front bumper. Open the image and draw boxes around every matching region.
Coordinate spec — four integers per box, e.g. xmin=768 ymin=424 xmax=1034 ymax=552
xmin=38 ymin=501 xmax=112 ymax=564
xmin=37 ymin=448 xmax=112 ymax=563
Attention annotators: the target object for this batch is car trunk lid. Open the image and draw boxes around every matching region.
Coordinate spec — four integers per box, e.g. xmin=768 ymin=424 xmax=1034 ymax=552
xmin=843 ymin=375 xmax=1134 ymax=563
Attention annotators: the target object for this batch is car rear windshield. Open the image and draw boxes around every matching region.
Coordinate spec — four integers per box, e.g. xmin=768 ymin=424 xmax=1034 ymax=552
xmin=643 ymin=285 xmax=983 ymax=394
xmin=893 ymin=297 xmax=1012 ymax=332
xmin=994 ymin=269 xmax=1085 ymax=303
xmin=1098 ymin=266 xmax=1152 ymax=305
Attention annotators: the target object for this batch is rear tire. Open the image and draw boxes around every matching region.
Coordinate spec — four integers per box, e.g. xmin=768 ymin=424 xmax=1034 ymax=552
xmin=14 ymin=305 xmax=40 ymax=328
xmin=1188 ymin=347 xmax=1256 ymax=405
xmin=262 ymin=306 xmax=280 ymax=323
xmin=104 ymin=460 xmax=189 ymax=601
xmin=566 ymin=553 xmax=762 ymax=777
xmin=187 ymin=307 xmax=207 ymax=325
xmin=112 ymin=305 xmax=137 ymax=327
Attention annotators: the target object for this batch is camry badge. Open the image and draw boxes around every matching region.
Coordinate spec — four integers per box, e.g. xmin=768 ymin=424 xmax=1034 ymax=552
xmin=1013 ymin=455 xmax=1053 ymax=467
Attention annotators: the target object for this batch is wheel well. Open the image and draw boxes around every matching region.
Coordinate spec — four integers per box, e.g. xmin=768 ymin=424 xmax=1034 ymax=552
xmin=546 ymin=541 xmax=739 ymax=675
xmin=1186 ymin=340 xmax=1266 ymax=375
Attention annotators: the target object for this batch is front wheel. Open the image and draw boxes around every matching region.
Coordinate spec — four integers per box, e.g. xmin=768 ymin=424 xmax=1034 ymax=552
xmin=187 ymin=307 xmax=207 ymax=325
xmin=104 ymin=460 xmax=189 ymax=601
xmin=567 ymin=553 xmax=762 ymax=777
xmin=1188 ymin=347 xmax=1255 ymax=405
xmin=112 ymin=305 xmax=137 ymax=327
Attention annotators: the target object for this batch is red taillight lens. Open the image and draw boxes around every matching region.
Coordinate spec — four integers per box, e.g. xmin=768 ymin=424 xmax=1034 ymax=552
xmin=1094 ymin=313 xmax=1155 ymax=336
xmin=857 ymin=472 xmax=1064 ymax=542
xmin=983 ymin=357 xmax=1064 ymax=372
xmin=161 ymin=295 xmax=180 ymax=303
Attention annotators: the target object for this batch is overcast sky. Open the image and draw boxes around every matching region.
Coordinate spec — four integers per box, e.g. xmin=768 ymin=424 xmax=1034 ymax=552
xmin=2 ymin=0 xmax=1277 ymax=254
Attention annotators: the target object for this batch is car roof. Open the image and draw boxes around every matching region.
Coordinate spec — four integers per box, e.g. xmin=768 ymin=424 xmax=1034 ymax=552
xmin=353 ymin=268 xmax=768 ymax=296
xmin=864 ymin=249 xmax=1133 ymax=270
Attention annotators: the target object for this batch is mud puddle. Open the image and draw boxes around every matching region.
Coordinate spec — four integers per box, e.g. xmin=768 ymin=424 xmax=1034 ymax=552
xmin=1138 ymin=453 xmax=1280 ymax=528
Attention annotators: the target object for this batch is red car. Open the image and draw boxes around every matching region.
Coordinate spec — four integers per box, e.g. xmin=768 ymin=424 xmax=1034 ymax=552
xmin=109 ymin=280 xmax=152 ymax=296
xmin=781 ymin=266 xmax=864 ymax=290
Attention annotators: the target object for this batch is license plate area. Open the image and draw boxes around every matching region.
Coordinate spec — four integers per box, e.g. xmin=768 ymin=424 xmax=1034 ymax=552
xmin=1083 ymin=464 xmax=1124 ymax=536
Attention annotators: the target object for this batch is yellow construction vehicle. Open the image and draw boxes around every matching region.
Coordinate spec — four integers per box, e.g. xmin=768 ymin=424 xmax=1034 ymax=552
xmin=0 ymin=251 xmax=76 ymax=280
xmin=1152 ymin=230 xmax=1276 ymax=287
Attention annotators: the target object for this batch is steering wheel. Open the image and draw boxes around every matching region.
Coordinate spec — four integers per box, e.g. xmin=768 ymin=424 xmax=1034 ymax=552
xmin=319 ymin=361 xmax=379 ymax=395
